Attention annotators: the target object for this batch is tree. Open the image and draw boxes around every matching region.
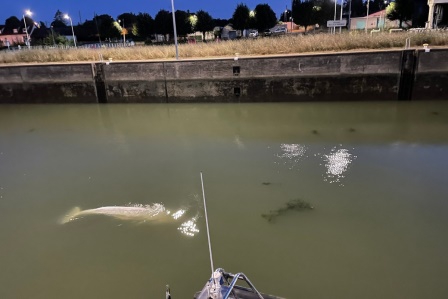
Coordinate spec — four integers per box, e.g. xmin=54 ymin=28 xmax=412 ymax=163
xmin=135 ymin=13 xmax=154 ymax=39
xmin=386 ymin=0 xmax=414 ymax=28
xmin=195 ymin=10 xmax=214 ymax=40
xmin=77 ymin=19 xmax=99 ymax=42
xmin=279 ymin=9 xmax=292 ymax=22
xmin=347 ymin=0 xmax=366 ymax=18
xmin=254 ymin=4 xmax=277 ymax=31
xmin=293 ymin=0 xmax=318 ymax=32
xmin=4 ymin=16 xmax=21 ymax=34
xmin=213 ymin=18 xmax=229 ymax=27
xmin=154 ymin=10 xmax=173 ymax=41
xmin=175 ymin=10 xmax=193 ymax=37
xmin=231 ymin=3 xmax=250 ymax=30
xmin=117 ymin=13 xmax=137 ymax=27
xmin=370 ymin=0 xmax=389 ymax=14
xmin=51 ymin=9 xmax=68 ymax=28
xmin=292 ymin=0 xmax=334 ymax=32
xmin=117 ymin=13 xmax=138 ymax=38
xmin=94 ymin=14 xmax=120 ymax=40
xmin=316 ymin=0 xmax=335 ymax=25
xmin=39 ymin=31 xmax=69 ymax=46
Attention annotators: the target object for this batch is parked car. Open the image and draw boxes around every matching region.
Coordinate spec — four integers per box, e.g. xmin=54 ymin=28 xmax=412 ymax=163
xmin=263 ymin=29 xmax=272 ymax=36
xmin=248 ymin=29 xmax=258 ymax=38
xmin=273 ymin=27 xmax=287 ymax=35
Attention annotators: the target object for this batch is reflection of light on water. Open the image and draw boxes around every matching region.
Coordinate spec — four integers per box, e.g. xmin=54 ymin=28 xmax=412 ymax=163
xmin=275 ymin=143 xmax=307 ymax=170
xmin=131 ymin=203 xmax=167 ymax=218
xmin=279 ymin=144 xmax=306 ymax=159
xmin=178 ymin=217 xmax=200 ymax=237
xmin=319 ymin=146 xmax=357 ymax=185
xmin=171 ymin=209 xmax=186 ymax=220
xmin=127 ymin=202 xmax=201 ymax=236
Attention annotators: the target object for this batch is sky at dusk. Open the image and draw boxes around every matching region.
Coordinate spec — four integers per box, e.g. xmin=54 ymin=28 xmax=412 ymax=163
xmin=2 ymin=0 xmax=295 ymax=26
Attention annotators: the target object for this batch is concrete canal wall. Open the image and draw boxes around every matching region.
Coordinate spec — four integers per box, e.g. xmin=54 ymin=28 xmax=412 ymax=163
xmin=0 ymin=49 xmax=446 ymax=103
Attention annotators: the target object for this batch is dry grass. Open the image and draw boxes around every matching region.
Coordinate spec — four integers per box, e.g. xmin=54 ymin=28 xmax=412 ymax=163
xmin=1 ymin=31 xmax=448 ymax=64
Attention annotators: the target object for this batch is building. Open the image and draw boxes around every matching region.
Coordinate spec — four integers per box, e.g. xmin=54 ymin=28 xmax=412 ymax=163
xmin=427 ymin=0 xmax=448 ymax=28
xmin=349 ymin=10 xmax=409 ymax=30
xmin=0 ymin=22 xmax=38 ymax=47
xmin=0 ymin=26 xmax=27 ymax=47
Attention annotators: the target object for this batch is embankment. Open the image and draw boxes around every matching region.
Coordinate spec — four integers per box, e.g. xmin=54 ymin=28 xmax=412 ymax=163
xmin=0 ymin=49 xmax=446 ymax=103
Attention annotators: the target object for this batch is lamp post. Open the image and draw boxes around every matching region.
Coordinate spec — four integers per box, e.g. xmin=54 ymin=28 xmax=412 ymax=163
xmin=23 ymin=10 xmax=32 ymax=49
xmin=170 ymin=0 xmax=179 ymax=60
xmin=339 ymin=0 xmax=343 ymax=34
xmin=381 ymin=1 xmax=389 ymax=30
xmin=333 ymin=0 xmax=337 ymax=34
xmin=365 ymin=0 xmax=370 ymax=33
xmin=50 ymin=25 xmax=56 ymax=46
xmin=119 ymin=19 xmax=126 ymax=46
xmin=64 ymin=14 xmax=77 ymax=47
xmin=348 ymin=0 xmax=352 ymax=31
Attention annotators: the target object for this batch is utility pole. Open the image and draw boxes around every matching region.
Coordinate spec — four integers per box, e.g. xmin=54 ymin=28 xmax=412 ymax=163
xmin=171 ymin=0 xmax=179 ymax=60
xmin=365 ymin=0 xmax=370 ymax=33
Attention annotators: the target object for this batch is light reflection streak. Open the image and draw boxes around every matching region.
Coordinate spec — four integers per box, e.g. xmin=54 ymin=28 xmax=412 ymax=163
xmin=319 ymin=146 xmax=357 ymax=185
xmin=275 ymin=143 xmax=308 ymax=170
xmin=171 ymin=209 xmax=186 ymax=220
xmin=178 ymin=217 xmax=200 ymax=237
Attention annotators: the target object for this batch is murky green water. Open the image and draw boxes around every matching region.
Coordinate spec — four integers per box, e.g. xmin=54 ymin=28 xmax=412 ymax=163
xmin=0 ymin=102 xmax=448 ymax=299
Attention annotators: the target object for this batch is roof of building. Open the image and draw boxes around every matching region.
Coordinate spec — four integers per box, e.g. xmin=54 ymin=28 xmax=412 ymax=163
xmin=351 ymin=9 xmax=387 ymax=20
xmin=369 ymin=9 xmax=386 ymax=17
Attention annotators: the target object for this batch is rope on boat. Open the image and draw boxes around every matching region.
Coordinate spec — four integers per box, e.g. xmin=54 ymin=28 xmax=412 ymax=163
xmin=200 ymin=172 xmax=215 ymax=276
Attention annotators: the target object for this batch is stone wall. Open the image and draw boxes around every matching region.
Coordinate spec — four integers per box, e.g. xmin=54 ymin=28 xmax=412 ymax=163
xmin=0 ymin=49 xmax=446 ymax=103
xmin=0 ymin=64 xmax=97 ymax=103
xmin=413 ymin=49 xmax=448 ymax=101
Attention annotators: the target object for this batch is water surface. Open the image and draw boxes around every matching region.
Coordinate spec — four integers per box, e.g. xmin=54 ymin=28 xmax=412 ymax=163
xmin=0 ymin=102 xmax=448 ymax=299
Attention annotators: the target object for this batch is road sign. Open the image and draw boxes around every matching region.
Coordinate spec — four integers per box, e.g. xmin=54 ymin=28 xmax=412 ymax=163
xmin=327 ymin=19 xmax=347 ymax=27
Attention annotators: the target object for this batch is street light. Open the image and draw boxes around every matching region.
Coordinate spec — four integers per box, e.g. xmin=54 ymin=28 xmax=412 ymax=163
xmin=333 ymin=0 xmax=337 ymax=34
xmin=118 ymin=19 xmax=126 ymax=46
xmin=348 ymin=0 xmax=352 ymax=30
xmin=339 ymin=0 xmax=343 ymax=34
xmin=50 ymin=25 xmax=56 ymax=46
xmin=64 ymin=14 xmax=77 ymax=47
xmin=365 ymin=0 xmax=370 ymax=33
xmin=170 ymin=0 xmax=179 ymax=60
xmin=381 ymin=1 xmax=389 ymax=30
xmin=23 ymin=10 xmax=32 ymax=49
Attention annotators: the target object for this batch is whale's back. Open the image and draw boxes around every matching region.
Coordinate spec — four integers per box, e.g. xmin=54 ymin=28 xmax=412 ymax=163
xmin=60 ymin=204 xmax=170 ymax=224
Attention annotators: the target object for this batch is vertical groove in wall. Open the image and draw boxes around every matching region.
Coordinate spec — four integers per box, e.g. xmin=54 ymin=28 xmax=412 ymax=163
xmin=163 ymin=62 xmax=169 ymax=103
xmin=398 ymin=50 xmax=418 ymax=101
xmin=94 ymin=63 xmax=108 ymax=104
xmin=90 ymin=63 xmax=99 ymax=103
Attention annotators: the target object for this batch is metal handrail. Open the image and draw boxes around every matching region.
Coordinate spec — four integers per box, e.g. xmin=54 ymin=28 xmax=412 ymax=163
xmin=222 ymin=271 xmax=264 ymax=299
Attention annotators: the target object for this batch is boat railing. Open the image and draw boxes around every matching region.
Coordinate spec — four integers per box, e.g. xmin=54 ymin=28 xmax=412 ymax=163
xmin=218 ymin=269 xmax=265 ymax=299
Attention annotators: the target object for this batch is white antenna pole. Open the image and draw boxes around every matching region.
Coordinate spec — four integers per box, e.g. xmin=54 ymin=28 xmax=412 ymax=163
xmin=200 ymin=172 xmax=215 ymax=275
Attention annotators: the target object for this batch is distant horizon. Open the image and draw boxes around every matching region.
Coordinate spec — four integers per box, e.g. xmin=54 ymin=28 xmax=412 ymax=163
xmin=1 ymin=0 xmax=298 ymax=26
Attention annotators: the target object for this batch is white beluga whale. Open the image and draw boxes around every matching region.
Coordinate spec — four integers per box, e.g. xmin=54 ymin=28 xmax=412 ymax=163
xmin=60 ymin=203 xmax=201 ymax=236
xmin=60 ymin=203 xmax=185 ymax=224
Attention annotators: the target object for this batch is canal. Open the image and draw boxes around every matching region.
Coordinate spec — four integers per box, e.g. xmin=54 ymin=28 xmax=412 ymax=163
xmin=0 ymin=102 xmax=448 ymax=299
